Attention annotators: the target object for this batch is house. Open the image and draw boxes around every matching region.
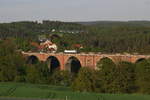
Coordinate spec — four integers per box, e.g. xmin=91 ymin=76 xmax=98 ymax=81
xmin=31 ymin=40 xmax=57 ymax=53
xmin=40 ymin=40 xmax=57 ymax=53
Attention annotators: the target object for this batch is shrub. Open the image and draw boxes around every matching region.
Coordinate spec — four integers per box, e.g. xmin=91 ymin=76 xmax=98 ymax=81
xmin=71 ymin=67 xmax=101 ymax=92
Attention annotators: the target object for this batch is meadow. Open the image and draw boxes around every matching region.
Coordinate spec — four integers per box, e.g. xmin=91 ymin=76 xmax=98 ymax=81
xmin=0 ymin=82 xmax=150 ymax=100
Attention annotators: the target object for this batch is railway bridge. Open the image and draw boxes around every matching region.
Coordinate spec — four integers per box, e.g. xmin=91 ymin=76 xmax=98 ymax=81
xmin=22 ymin=52 xmax=150 ymax=72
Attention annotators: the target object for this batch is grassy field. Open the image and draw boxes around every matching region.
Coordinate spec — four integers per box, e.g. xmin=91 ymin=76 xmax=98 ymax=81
xmin=0 ymin=82 xmax=150 ymax=100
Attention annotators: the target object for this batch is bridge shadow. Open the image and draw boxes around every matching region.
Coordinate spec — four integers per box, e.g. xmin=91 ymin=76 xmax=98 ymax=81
xmin=135 ymin=58 xmax=146 ymax=63
xmin=27 ymin=55 xmax=39 ymax=64
xmin=65 ymin=56 xmax=81 ymax=73
xmin=46 ymin=56 xmax=60 ymax=73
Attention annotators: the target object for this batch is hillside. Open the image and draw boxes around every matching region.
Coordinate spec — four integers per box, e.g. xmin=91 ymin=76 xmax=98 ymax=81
xmin=1 ymin=20 xmax=150 ymax=54
xmin=77 ymin=21 xmax=150 ymax=26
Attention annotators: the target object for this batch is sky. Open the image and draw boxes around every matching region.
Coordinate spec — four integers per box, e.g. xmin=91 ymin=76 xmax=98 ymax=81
xmin=0 ymin=0 xmax=150 ymax=22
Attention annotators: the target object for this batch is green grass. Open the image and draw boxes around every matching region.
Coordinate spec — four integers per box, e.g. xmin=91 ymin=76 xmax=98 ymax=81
xmin=0 ymin=82 xmax=150 ymax=100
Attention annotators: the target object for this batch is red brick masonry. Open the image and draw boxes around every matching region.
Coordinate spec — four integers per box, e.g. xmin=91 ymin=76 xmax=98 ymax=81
xmin=22 ymin=52 xmax=150 ymax=70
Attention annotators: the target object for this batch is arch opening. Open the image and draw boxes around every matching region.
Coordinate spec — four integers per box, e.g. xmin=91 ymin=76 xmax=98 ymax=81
xmin=99 ymin=57 xmax=115 ymax=64
xmin=47 ymin=56 xmax=60 ymax=73
xmin=135 ymin=58 xmax=146 ymax=63
xmin=27 ymin=55 xmax=39 ymax=64
xmin=96 ymin=57 xmax=115 ymax=70
xmin=65 ymin=56 xmax=81 ymax=73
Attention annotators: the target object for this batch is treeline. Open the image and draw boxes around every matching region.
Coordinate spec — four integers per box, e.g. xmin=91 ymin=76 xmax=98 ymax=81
xmin=0 ymin=21 xmax=85 ymax=39
xmin=1 ymin=21 xmax=150 ymax=54
xmin=82 ymin=23 xmax=150 ymax=53
xmin=54 ymin=21 xmax=150 ymax=53
xmin=0 ymin=21 xmax=87 ymax=52
xmin=1 ymin=40 xmax=150 ymax=94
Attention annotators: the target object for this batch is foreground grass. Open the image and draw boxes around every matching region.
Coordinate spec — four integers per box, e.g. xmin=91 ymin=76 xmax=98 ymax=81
xmin=0 ymin=82 xmax=150 ymax=100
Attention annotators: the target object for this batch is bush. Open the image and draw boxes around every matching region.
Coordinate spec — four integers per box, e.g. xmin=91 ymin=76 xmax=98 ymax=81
xmin=26 ymin=65 xmax=41 ymax=83
xmin=135 ymin=59 xmax=150 ymax=94
xmin=71 ymin=67 xmax=101 ymax=92
xmin=97 ymin=58 xmax=117 ymax=93
xmin=49 ymin=70 xmax=74 ymax=86
xmin=0 ymin=40 xmax=27 ymax=82
xmin=114 ymin=61 xmax=136 ymax=93
xmin=15 ymin=75 xmax=26 ymax=82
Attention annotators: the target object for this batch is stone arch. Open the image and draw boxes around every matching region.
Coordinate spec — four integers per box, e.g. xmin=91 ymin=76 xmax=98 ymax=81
xmin=99 ymin=57 xmax=115 ymax=64
xmin=65 ymin=56 xmax=81 ymax=73
xmin=96 ymin=57 xmax=116 ymax=70
xmin=27 ymin=55 xmax=39 ymax=64
xmin=135 ymin=58 xmax=146 ymax=63
xmin=46 ymin=56 xmax=60 ymax=72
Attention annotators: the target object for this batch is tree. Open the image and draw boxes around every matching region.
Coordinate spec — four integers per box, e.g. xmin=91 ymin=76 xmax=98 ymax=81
xmin=71 ymin=67 xmax=101 ymax=92
xmin=114 ymin=61 xmax=136 ymax=93
xmin=135 ymin=59 xmax=150 ymax=94
xmin=0 ymin=39 xmax=26 ymax=82
xmin=97 ymin=58 xmax=117 ymax=93
xmin=26 ymin=65 xmax=41 ymax=83
xmin=49 ymin=70 xmax=73 ymax=86
xmin=26 ymin=61 xmax=51 ymax=84
xmin=36 ymin=62 xmax=50 ymax=84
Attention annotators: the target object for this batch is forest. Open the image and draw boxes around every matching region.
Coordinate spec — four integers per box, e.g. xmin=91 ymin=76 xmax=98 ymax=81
xmin=1 ymin=21 xmax=150 ymax=95
xmin=1 ymin=21 xmax=150 ymax=54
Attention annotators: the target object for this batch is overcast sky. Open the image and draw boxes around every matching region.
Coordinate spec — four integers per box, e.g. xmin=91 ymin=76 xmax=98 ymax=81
xmin=0 ymin=0 xmax=150 ymax=22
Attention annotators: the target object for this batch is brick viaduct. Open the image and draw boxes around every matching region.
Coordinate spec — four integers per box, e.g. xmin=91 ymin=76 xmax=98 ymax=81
xmin=22 ymin=52 xmax=150 ymax=71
